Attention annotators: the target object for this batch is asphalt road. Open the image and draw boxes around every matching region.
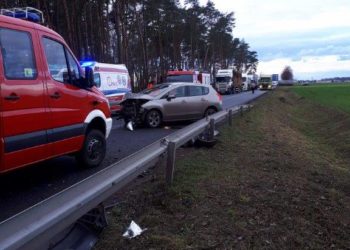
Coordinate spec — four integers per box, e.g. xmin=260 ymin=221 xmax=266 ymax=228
xmin=0 ymin=90 xmax=265 ymax=222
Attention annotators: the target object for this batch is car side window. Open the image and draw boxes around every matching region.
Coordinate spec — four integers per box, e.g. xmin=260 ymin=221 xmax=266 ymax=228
xmin=43 ymin=38 xmax=80 ymax=85
xmin=42 ymin=38 xmax=69 ymax=83
xmin=202 ymin=87 xmax=209 ymax=95
xmin=0 ymin=28 xmax=37 ymax=80
xmin=66 ymin=50 xmax=80 ymax=82
xmin=169 ymin=86 xmax=186 ymax=97
xmin=189 ymin=86 xmax=203 ymax=96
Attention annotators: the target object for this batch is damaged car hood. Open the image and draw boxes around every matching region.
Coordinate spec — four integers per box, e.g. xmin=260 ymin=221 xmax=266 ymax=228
xmin=126 ymin=93 xmax=156 ymax=100
xmin=120 ymin=94 xmax=155 ymax=106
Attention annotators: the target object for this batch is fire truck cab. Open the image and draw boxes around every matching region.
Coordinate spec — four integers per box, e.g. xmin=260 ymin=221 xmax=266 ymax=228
xmin=166 ymin=70 xmax=211 ymax=85
xmin=0 ymin=8 xmax=112 ymax=173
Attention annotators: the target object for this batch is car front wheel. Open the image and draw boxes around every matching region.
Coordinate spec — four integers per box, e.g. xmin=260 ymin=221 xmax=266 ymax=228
xmin=76 ymin=129 xmax=106 ymax=168
xmin=145 ymin=109 xmax=162 ymax=128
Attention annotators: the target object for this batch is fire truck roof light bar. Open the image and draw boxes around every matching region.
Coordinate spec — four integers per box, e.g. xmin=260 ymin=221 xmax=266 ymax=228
xmin=0 ymin=7 xmax=44 ymax=24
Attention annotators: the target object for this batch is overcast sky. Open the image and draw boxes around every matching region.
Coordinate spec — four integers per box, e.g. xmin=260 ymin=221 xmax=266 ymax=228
xmin=182 ymin=0 xmax=350 ymax=79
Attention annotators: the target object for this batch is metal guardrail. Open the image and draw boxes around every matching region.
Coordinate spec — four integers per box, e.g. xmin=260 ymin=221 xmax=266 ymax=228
xmin=0 ymin=105 xmax=250 ymax=250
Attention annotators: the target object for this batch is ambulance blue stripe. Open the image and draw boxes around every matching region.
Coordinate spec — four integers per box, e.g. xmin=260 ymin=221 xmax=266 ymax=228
xmin=102 ymin=89 xmax=131 ymax=95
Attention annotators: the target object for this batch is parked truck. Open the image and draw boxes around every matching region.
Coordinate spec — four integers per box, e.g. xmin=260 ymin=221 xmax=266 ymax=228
xmin=272 ymin=74 xmax=279 ymax=88
xmin=242 ymin=73 xmax=251 ymax=91
xmin=215 ymin=69 xmax=242 ymax=94
xmin=259 ymin=74 xmax=273 ymax=90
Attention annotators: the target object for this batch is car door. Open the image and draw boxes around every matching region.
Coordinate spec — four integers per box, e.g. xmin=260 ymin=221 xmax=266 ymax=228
xmin=186 ymin=86 xmax=208 ymax=119
xmin=0 ymin=26 xmax=50 ymax=172
xmin=39 ymin=34 xmax=88 ymax=157
xmin=162 ymin=86 xmax=189 ymax=121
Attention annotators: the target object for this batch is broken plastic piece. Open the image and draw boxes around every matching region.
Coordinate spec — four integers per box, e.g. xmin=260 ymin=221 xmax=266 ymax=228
xmin=126 ymin=121 xmax=134 ymax=131
xmin=122 ymin=221 xmax=147 ymax=239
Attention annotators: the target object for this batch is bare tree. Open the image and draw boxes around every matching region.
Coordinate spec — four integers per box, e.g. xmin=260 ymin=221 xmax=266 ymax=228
xmin=281 ymin=66 xmax=294 ymax=80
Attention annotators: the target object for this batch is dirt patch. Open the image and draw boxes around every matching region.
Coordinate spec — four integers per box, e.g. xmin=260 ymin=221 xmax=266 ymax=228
xmin=95 ymin=89 xmax=350 ymax=249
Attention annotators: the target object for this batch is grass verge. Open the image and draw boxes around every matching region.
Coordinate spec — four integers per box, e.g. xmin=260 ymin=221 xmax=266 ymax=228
xmin=95 ymin=88 xmax=350 ymax=249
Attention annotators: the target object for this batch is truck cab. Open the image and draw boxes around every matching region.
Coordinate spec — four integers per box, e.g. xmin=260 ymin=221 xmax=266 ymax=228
xmin=0 ymin=9 xmax=112 ymax=173
xmin=166 ymin=70 xmax=211 ymax=85
xmin=215 ymin=69 xmax=234 ymax=94
xmin=259 ymin=74 xmax=273 ymax=90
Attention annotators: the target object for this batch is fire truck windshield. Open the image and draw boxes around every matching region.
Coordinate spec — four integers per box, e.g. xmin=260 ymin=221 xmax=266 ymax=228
xmin=166 ymin=74 xmax=193 ymax=83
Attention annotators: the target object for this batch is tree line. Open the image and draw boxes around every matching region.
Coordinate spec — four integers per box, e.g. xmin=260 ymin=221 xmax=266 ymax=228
xmin=1 ymin=0 xmax=258 ymax=90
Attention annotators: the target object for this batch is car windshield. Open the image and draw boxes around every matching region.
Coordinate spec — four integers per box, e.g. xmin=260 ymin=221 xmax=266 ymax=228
xmin=141 ymin=84 xmax=170 ymax=97
xmin=166 ymin=74 xmax=193 ymax=82
xmin=216 ymin=77 xmax=231 ymax=82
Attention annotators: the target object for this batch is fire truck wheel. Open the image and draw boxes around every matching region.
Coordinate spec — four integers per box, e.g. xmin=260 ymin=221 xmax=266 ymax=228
xmin=76 ymin=129 xmax=106 ymax=168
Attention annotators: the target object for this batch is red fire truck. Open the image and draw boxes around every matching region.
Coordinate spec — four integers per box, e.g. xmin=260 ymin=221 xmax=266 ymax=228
xmin=166 ymin=70 xmax=211 ymax=85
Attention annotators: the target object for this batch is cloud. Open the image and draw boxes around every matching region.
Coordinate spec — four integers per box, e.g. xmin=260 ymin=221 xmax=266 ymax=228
xmin=339 ymin=55 xmax=350 ymax=61
xmin=258 ymin=55 xmax=350 ymax=79
xmin=187 ymin=0 xmax=350 ymax=78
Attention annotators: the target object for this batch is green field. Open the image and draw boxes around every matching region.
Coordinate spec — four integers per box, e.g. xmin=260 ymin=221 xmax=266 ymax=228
xmin=292 ymin=84 xmax=350 ymax=113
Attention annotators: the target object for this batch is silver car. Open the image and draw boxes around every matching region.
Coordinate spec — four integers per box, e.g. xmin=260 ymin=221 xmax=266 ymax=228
xmin=120 ymin=82 xmax=223 ymax=128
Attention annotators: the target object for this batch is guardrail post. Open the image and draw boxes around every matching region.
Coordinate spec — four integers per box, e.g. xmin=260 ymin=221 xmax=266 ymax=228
xmin=228 ymin=110 xmax=233 ymax=126
xmin=166 ymin=141 xmax=176 ymax=185
xmin=240 ymin=106 xmax=243 ymax=116
xmin=209 ymin=118 xmax=215 ymax=140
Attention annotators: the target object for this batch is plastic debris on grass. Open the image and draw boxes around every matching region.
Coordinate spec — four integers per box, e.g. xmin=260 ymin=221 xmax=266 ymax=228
xmin=122 ymin=221 xmax=147 ymax=239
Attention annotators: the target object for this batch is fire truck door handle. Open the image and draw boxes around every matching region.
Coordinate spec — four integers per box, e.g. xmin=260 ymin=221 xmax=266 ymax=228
xmin=50 ymin=92 xmax=61 ymax=99
xmin=5 ymin=93 xmax=20 ymax=101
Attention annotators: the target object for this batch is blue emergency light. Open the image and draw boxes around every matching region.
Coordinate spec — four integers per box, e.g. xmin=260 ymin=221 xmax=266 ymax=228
xmin=0 ymin=7 xmax=44 ymax=24
xmin=80 ymin=61 xmax=96 ymax=68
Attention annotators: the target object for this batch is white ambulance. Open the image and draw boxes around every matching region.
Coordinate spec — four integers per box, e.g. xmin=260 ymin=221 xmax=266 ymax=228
xmin=81 ymin=61 xmax=131 ymax=115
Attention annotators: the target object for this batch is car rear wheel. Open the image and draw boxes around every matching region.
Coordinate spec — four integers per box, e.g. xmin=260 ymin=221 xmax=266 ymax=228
xmin=145 ymin=109 xmax=162 ymax=128
xmin=76 ymin=129 xmax=106 ymax=168
xmin=204 ymin=107 xmax=217 ymax=117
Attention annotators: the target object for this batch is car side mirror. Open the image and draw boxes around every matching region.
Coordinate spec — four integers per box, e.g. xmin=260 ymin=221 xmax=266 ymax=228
xmin=167 ymin=94 xmax=176 ymax=101
xmin=83 ymin=67 xmax=95 ymax=88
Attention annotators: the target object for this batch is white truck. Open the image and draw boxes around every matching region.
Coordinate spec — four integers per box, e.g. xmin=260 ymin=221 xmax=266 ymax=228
xmin=242 ymin=73 xmax=251 ymax=91
xmin=258 ymin=74 xmax=273 ymax=90
xmin=215 ymin=69 xmax=242 ymax=94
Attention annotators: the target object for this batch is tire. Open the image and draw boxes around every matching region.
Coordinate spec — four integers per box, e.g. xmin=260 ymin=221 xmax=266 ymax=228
xmin=145 ymin=109 xmax=162 ymax=128
xmin=76 ymin=129 xmax=106 ymax=168
xmin=204 ymin=107 xmax=217 ymax=117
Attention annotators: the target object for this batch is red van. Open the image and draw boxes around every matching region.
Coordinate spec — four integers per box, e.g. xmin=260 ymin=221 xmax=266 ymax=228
xmin=0 ymin=14 xmax=112 ymax=173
